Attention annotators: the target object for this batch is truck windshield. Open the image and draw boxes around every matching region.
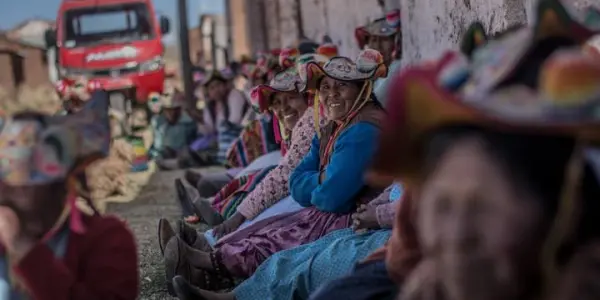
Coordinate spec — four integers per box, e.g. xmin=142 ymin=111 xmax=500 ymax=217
xmin=63 ymin=3 xmax=154 ymax=48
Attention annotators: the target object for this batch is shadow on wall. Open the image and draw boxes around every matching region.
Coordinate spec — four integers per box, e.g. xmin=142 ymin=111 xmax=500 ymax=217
xmin=402 ymin=0 xmax=528 ymax=64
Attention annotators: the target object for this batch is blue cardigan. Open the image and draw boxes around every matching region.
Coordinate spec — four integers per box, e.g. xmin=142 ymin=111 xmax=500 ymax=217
xmin=289 ymin=122 xmax=379 ymax=214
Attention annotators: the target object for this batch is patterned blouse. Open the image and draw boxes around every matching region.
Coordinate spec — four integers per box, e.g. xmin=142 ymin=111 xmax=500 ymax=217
xmin=236 ymin=107 xmax=326 ymax=219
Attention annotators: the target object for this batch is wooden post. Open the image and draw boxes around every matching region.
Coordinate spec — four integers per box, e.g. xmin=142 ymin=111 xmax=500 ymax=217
xmin=224 ymin=0 xmax=233 ymax=64
xmin=210 ymin=18 xmax=217 ymax=70
xmin=176 ymin=0 xmax=195 ymax=106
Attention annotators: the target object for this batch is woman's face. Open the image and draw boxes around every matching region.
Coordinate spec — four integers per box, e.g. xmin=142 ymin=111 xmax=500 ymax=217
xmin=206 ymin=80 xmax=228 ymax=101
xmin=271 ymin=92 xmax=308 ymax=131
xmin=318 ymin=77 xmax=362 ymax=121
xmin=368 ymin=35 xmax=396 ymax=64
xmin=417 ymin=137 xmax=545 ymax=300
xmin=0 ymin=180 xmax=67 ymax=238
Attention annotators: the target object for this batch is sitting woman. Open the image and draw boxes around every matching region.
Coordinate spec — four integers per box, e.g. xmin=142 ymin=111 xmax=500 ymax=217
xmin=158 ymin=65 xmax=322 ymax=250
xmin=169 ymin=183 xmax=403 ymax=300
xmin=313 ymin=5 xmax=600 ymax=299
xmin=162 ymin=49 xmax=388 ymax=291
xmin=0 ymin=92 xmax=139 ymax=300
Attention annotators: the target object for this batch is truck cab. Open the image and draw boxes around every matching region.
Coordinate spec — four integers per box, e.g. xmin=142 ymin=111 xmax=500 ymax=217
xmin=46 ymin=0 xmax=170 ymax=124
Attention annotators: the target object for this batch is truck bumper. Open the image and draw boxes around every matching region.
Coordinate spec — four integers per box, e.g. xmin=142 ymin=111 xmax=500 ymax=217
xmin=95 ymin=69 xmax=165 ymax=104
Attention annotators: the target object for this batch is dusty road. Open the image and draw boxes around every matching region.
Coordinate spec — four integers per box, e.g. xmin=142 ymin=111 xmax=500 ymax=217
xmin=106 ymin=169 xmax=209 ymax=300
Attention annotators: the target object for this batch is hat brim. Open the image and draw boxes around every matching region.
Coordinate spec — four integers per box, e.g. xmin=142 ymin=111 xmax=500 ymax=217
xmin=303 ymin=58 xmax=385 ymax=91
xmin=251 ymin=84 xmax=299 ymax=113
xmin=367 ymin=61 xmax=600 ymax=188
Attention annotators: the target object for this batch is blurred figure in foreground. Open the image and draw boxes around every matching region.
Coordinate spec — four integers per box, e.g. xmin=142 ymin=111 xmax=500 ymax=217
xmin=0 ymin=92 xmax=139 ymax=300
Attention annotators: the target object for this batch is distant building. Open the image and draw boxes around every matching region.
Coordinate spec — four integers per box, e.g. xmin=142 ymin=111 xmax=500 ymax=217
xmin=198 ymin=14 xmax=228 ymax=70
xmin=0 ymin=33 xmax=51 ymax=95
xmin=0 ymin=19 xmax=56 ymax=95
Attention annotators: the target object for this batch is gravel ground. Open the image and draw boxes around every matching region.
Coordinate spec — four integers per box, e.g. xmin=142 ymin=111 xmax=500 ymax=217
xmin=106 ymin=169 xmax=210 ymax=300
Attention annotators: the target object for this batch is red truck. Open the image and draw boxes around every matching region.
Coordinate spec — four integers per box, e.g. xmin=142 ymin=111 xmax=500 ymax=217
xmin=45 ymin=0 xmax=170 ymax=128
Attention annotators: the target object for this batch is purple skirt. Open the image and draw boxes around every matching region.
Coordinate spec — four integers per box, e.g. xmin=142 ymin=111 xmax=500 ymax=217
xmin=214 ymin=207 xmax=352 ymax=277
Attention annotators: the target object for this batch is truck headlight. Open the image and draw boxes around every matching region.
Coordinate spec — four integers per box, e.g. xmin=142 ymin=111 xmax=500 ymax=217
xmin=139 ymin=56 xmax=164 ymax=72
xmin=60 ymin=67 xmax=87 ymax=78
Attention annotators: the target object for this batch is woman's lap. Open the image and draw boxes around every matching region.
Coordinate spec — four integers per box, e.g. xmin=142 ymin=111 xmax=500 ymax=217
xmin=204 ymin=195 xmax=304 ymax=247
xmin=216 ymin=207 xmax=351 ymax=277
xmin=234 ymin=228 xmax=391 ymax=300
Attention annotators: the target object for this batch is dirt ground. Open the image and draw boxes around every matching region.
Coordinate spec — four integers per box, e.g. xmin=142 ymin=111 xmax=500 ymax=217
xmin=106 ymin=169 xmax=210 ymax=300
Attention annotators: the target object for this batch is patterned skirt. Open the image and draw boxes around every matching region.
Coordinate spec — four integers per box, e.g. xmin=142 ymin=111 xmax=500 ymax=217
xmin=233 ymin=228 xmax=391 ymax=300
xmin=214 ymin=207 xmax=354 ymax=278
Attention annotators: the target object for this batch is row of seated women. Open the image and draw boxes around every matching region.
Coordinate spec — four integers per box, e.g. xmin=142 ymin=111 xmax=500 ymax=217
xmin=1 ymin=0 xmax=600 ymax=299
xmin=170 ymin=9 xmax=402 ymax=240
xmin=157 ymin=1 xmax=600 ymax=299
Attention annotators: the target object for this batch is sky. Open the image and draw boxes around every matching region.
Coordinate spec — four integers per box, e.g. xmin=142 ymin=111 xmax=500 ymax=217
xmin=0 ymin=0 xmax=224 ymax=42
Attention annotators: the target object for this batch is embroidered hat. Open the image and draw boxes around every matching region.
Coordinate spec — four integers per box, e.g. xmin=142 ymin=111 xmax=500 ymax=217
xmin=241 ymin=51 xmax=281 ymax=81
xmin=241 ymin=63 xmax=263 ymax=80
xmin=301 ymin=48 xmax=388 ymax=91
xmin=316 ymin=43 xmax=339 ymax=59
xmin=279 ymin=40 xmax=329 ymax=70
xmin=279 ymin=47 xmax=301 ymax=70
xmin=256 ymin=51 xmax=280 ymax=74
xmin=355 ymin=9 xmax=401 ymax=49
xmin=250 ymin=67 xmax=305 ymax=113
xmin=0 ymin=91 xmax=110 ymax=186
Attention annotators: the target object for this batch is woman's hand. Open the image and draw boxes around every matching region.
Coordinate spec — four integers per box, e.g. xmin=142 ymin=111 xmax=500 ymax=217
xmin=0 ymin=207 xmax=36 ymax=262
xmin=351 ymin=204 xmax=380 ymax=233
xmin=213 ymin=213 xmax=246 ymax=238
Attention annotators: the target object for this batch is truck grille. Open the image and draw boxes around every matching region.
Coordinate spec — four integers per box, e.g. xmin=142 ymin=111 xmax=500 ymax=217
xmin=89 ymin=64 xmax=140 ymax=78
